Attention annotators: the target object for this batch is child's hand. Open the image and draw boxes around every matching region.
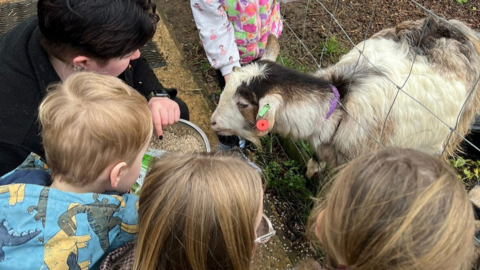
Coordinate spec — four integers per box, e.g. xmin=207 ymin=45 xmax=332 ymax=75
xmin=224 ymin=74 xmax=230 ymax=82
xmin=148 ymin=97 xmax=181 ymax=138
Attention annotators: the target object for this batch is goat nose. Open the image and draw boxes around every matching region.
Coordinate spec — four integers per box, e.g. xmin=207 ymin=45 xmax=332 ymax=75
xmin=211 ymin=120 xmax=217 ymax=126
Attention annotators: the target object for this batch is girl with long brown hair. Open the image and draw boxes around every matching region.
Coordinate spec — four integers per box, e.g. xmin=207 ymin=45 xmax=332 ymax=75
xmin=100 ymin=152 xmax=275 ymax=270
xmin=301 ymin=148 xmax=476 ymax=270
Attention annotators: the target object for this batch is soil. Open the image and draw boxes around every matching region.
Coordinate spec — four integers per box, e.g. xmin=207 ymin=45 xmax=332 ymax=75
xmin=155 ymin=0 xmax=480 ymax=265
xmin=156 ymin=0 xmax=479 ymax=106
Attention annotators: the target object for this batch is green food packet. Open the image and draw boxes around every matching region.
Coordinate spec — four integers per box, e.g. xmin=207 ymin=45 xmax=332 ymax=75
xmin=133 ymin=148 xmax=166 ymax=195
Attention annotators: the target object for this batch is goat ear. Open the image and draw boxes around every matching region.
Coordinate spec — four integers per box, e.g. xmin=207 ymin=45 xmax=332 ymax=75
xmin=261 ymin=34 xmax=280 ymax=62
xmin=255 ymin=99 xmax=276 ymax=137
xmin=232 ymin=66 xmax=241 ymax=72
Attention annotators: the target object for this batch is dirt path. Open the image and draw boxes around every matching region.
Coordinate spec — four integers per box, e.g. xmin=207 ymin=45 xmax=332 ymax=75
xmin=149 ymin=10 xmax=219 ymax=149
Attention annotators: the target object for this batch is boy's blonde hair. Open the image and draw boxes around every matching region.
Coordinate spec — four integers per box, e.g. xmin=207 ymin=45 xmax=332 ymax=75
xmin=309 ymin=148 xmax=475 ymax=270
xmin=133 ymin=152 xmax=263 ymax=270
xmin=39 ymin=72 xmax=152 ymax=185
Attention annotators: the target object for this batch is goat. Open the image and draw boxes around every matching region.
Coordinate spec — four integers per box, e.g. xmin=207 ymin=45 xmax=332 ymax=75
xmin=210 ymin=18 xmax=480 ymax=178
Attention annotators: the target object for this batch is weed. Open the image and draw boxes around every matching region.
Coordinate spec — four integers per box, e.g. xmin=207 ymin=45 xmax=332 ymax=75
xmin=298 ymin=140 xmax=315 ymax=157
xmin=194 ymin=59 xmax=212 ymax=73
xmin=456 ymin=0 xmax=467 ymax=4
xmin=264 ymin=159 xmax=314 ymax=222
xmin=255 ymin=135 xmax=317 ymax=223
xmin=277 ymin=52 xmax=314 ymax=73
xmin=318 ymin=37 xmax=348 ymax=62
xmin=450 ymin=157 xmax=480 ymax=189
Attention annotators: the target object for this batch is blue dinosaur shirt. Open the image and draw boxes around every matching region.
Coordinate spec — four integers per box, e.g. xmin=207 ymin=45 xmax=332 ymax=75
xmin=0 ymin=155 xmax=139 ymax=270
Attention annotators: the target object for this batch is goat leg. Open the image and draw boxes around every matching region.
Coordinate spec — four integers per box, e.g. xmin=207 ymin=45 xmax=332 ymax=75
xmin=306 ymin=143 xmax=338 ymax=179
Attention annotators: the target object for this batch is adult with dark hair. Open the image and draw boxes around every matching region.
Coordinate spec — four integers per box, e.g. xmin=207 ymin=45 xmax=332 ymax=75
xmin=0 ymin=0 xmax=189 ymax=175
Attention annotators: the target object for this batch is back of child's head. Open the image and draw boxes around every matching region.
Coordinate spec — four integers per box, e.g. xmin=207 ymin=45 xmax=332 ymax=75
xmin=39 ymin=72 xmax=152 ymax=186
xmin=134 ymin=152 xmax=264 ymax=270
xmin=312 ymin=148 xmax=475 ymax=270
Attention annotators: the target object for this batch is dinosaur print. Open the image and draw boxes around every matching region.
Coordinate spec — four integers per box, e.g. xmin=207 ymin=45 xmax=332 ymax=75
xmin=0 ymin=184 xmax=26 ymax=205
xmin=110 ymin=195 xmax=126 ymax=208
xmin=66 ymin=251 xmax=85 ymax=270
xmin=58 ymin=194 xmax=137 ymax=252
xmin=0 ymin=219 xmax=41 ymax=262
xmin=45 ymin=203 xmax=91 ymax=270
xmin=27 ymin=187 xmax=49 ymax=228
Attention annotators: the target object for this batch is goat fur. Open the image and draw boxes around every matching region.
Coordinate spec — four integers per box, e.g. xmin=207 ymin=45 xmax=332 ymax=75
xmin=210 ymin=18 xmax=480 ymax=177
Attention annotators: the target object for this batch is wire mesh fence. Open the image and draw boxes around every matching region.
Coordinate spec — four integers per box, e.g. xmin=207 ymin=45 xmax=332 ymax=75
xmin=277 ymin=0 xmax=480 ymax=163
xmin=254 ymin=1 xmax=480 ymax=255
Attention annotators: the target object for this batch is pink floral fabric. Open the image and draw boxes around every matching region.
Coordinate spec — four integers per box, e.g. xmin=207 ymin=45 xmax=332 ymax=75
xmin=191 ymin=0 xmax=283 ymax=76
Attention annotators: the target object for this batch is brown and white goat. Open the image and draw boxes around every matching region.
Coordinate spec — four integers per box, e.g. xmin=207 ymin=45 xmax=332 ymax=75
xmin=210 ymin=18 xmax=480 ymax=178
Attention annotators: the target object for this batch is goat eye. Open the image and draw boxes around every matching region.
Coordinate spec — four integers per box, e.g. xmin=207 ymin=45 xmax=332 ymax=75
xmin=237 ymin=102 xmax=249 ymax=109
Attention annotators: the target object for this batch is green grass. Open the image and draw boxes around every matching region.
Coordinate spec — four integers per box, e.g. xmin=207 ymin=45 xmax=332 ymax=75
xmin=254 ymin=135 xmax=317 ymax=224
xmin=450 ymin=157 xmax=480 ymax=189
xmin=298 ymin=140 xmax=315 ymax=157
xmin=317 ymin=37 xmax=349 ymax=62
xmin=276 ymin=36 xmax=348 ymax=72
xmin=194 ymin=59 xmax=212 ymax=73
xmin=277 ymin=52 xmax=314 ymax=73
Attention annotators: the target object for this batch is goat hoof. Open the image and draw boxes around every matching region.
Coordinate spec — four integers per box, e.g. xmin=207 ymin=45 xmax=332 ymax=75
xmin=306 ymin=159 xmax=326 ymax=179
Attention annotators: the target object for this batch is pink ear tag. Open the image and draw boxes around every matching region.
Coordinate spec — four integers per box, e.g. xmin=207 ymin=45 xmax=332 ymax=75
xmin=256 ymin=119 xmax=269 ymax=131
xmin=256 ymin=104 xmax=270 ymax=131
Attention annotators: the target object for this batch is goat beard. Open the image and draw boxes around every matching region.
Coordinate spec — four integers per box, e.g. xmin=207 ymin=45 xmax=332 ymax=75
xmin=235 ymin=127 xmax=263 ymax=149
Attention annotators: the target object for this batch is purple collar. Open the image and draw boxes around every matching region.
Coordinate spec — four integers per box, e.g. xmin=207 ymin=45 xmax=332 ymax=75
xmin=326 ymin=84 xmax=340 ymax=119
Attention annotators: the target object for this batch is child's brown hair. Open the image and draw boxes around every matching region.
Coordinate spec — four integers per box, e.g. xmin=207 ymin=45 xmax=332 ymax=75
xmin=133 ymin=152 xmax=263 ymax=270
xmin=308 ymin=148 xmax=475 ymax=270
xmin=39 ymin=72 xmax=152 ymax=185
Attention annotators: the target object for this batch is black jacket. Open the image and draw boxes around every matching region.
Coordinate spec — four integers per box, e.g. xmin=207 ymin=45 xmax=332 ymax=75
xmin=0 ymin=17 xmax=178 ymax=175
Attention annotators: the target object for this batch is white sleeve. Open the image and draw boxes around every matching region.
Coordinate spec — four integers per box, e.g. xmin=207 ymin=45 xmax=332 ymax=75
xmin=190 ymin=0 xmax=241 ymax=76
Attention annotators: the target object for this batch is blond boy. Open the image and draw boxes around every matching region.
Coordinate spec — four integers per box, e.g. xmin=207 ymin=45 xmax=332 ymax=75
xmin=0 ymin=72 xmax=152 ymax=269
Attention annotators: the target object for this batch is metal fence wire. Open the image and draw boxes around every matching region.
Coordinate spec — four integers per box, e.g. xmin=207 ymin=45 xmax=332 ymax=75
xmin=280 ymin=0 xmax=480 ymax=160
xmin=262 ymin=2 xmax=480 ymax=253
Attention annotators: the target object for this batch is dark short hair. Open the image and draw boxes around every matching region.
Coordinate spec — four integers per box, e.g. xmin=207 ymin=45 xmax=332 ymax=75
xmin=37 ymin=0 xmax=159 ymax=63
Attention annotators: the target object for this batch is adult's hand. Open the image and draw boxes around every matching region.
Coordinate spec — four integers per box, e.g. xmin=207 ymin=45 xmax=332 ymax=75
xmin=148 ymin=97 xmax=180 ymax=138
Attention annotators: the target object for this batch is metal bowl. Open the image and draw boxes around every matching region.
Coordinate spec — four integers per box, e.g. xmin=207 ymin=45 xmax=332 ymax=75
xmin=135 ymin=119 xmax=211 ymax=191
